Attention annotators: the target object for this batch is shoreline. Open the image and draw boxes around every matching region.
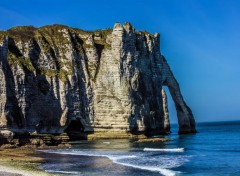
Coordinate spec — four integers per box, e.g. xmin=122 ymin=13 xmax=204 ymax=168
xmin=0 ymin=165 xmax=50 ymax=176
xmin=0 ymin=136 xmax=169 ymax=176
xmin=0 ymin=146 xmax=55 ymax=176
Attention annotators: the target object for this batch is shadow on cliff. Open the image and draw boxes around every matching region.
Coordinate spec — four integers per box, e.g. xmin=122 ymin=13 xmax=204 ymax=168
xmin=27 ymin=37 xmax=63 ymax=132
xmin=3 ymin=38 xmax=26 ymax=128
xmin=124 ymin=41 xmax=166 ymax=136
xmin=62 ymin=33 xmax=94 ymax=140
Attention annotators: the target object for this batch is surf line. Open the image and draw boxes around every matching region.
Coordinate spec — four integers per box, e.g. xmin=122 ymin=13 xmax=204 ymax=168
xmin=143 ymin=148 xmax=184 ymax=152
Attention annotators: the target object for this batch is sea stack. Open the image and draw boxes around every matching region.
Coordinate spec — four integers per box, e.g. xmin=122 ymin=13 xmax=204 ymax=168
xmin=0 ymin=23 xmax=196 ymax=141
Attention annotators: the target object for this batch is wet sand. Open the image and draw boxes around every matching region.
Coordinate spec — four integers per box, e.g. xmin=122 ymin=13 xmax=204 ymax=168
xmin=0 ymin=165 xmax=23 ymax=176
xmin=0 ymin=170 xmax=22 ymax=176
xmin=0 ymin=147 xmax=53 ymax=176
xmin=0 ymin=172 xmax=22 ymax=176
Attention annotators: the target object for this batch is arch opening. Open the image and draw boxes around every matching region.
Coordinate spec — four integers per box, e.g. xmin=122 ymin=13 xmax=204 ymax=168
xmin=163 ymin=86 xmax=178 ymax=134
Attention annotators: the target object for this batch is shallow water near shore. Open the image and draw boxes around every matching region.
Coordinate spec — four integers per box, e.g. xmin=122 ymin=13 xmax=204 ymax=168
xmin=38 ymin=121 xmax=240 ymax=176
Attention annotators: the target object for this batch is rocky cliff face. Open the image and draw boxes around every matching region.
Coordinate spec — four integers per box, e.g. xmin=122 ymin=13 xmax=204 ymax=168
xmin=0 ymin=23 xmax=196 ymax=137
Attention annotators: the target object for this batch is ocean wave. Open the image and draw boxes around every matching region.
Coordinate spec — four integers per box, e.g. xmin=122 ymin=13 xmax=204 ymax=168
xmin=44 ymin=170 xmax=81 ymax=174
xmin=112 ymin=159 xmax=178 ymax=176
xmin=40 ymin=149 xmax=187 ymax=176
xmin=143 ymin=148 xmax=184 ymax=152
xmin=102 ymin=141 xmax=111 ymax=144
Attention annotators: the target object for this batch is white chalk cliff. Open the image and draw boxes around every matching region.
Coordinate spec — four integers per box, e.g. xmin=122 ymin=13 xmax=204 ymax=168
xmin=0 ymin=23 xmax=196 ymax=137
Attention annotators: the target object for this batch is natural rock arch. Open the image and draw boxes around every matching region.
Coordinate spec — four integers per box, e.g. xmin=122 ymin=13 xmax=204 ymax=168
xmin=161 ymin=56 xmax=196 ymax=134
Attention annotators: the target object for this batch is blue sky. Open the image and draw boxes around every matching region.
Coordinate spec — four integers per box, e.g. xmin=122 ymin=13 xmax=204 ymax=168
xmin=0 ymin=0 xmax=240 ymax=123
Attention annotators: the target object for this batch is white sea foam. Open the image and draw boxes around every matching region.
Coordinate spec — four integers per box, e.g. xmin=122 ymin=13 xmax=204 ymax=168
xmin=45 ymin=170 xmax=80 ymax=174
xmin=40 ymin=149 xmax=186 ymax=176
xmin=143 ymin=148 xmax=184 ymax=152
xmin=103 ymin=141 xmax=111 ymax=144
xmin=112 ymin=159 xmax=177 ymax=176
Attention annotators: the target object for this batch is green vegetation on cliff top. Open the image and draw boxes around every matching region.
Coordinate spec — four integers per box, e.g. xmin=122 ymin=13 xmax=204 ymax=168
xmin=0 ymin=24 xmax=112 ymax=43
xmin=0 ymin=24 xmax=113 ymax=82
xmin=0 ymin=24 xmax=153 ymax=82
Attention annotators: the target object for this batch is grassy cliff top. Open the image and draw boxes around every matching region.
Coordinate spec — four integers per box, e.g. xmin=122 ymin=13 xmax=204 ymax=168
xmin=0 ymin=23 xmax=155 ymax=43
xmin=0 ymin=24 xmax=113 ymax=42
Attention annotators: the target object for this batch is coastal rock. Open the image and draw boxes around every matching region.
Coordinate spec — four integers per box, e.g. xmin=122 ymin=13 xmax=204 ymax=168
xmin=0 ymin=23 xmax=196 ymax=140
xmin=162 ymin=89 xmax=170 ymax=133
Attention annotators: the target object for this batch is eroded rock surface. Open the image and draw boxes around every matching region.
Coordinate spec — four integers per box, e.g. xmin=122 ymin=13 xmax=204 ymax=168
xmin=0 ymin=23 xmax=196 ymax=138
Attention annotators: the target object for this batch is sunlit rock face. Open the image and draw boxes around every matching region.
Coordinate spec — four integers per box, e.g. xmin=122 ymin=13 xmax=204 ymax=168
xmin=0 ymin=23 xmax=196 ymax=136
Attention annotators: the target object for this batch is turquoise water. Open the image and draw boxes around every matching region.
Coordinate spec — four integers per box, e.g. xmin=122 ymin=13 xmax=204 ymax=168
xmin=39 ymin=121 xmax=240 ymax=176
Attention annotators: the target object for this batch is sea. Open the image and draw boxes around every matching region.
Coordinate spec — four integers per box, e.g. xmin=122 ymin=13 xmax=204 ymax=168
xmin=38 ymin=121 xmax=240 ymax=176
